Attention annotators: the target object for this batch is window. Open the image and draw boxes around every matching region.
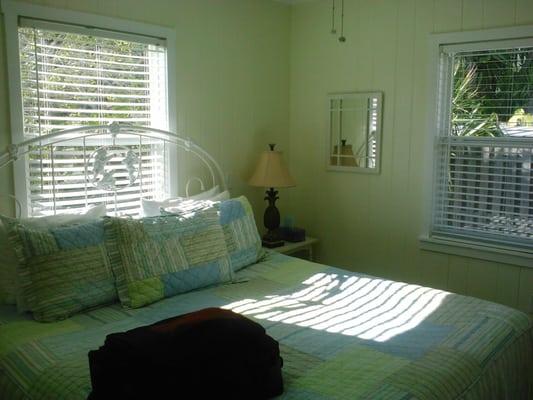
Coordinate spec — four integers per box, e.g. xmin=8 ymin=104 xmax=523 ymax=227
xmin=432 ymin=38 xmax=533 ymax=251
xmin=3 ymin=2 xmax=175 ymax=217
xmin=16 ymin=19 xmax=169 ymax=216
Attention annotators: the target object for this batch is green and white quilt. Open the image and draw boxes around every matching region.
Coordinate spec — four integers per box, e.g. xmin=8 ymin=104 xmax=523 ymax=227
xmin=0 ymin=252 xmax=532 ymax=399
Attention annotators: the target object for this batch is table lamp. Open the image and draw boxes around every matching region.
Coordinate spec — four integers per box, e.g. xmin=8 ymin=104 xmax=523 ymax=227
xmin=248 ymin=144 xmax=295 ymax=248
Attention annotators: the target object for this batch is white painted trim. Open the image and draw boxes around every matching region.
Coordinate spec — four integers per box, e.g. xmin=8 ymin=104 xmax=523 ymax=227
xmin=19 ymin=17 xmax=165 ymax=46
xmin=1 ymin=0 xmax=178 ymax=214
xmin=428 ymin=25 xmax=533 ymax=50
xmin=419 ymin=235 xmax=533 ymax=268
xmin=422 ymin=25 xmax=533 ymax=260
xmin=166 ymin=27 xmax=178 ymax=198
xmin=3 ymin=0 xmax=28 ymax=216
xmin=421 ymin=36 xmax=442 ymax=239
xmin=1 ymin=0 xmax=175 ymax=39
xmin=442 ymin=38 xmax=533 ymax=54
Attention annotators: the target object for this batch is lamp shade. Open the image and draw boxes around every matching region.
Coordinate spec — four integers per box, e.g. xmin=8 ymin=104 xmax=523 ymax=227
xmin=248 ymin=146 xmax=295 ymax=188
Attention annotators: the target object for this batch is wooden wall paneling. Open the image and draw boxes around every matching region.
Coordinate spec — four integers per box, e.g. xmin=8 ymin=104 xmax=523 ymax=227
xmin=495 ymin=263 xmax=521 ymax=308
xmin=515 ymin=0 xmax=533 ymax=25
xmin=433 ymin=0 xmax=463 ymax=33
xmin=482 ymin=0 xmax=517 ymax=28
xmin=466 ymin=258 xmax=500 ymax=303
xmin=461 ymin=0 xmax=484 ymax=31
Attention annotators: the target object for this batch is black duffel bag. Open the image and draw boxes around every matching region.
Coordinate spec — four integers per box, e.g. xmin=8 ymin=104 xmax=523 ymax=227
xmin=87 ymin=307 xmax=283 ymax=399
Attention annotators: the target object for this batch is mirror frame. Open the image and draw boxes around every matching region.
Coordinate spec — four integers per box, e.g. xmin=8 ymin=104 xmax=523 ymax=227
xmin=326 ymin=91 xmax=383 ymax=174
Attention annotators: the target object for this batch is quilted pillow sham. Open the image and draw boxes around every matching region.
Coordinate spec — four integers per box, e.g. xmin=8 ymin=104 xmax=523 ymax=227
xmin=217 ymin=196 xmax=263 ymax=271
xmin=0 ymin=204 xmax=107 ymax=308
xmin=104 ymin=208 xmax=232 ymax=309
xmin=1 ymin=217 xmax=116 ymax=321
xmin=164 ymin=196 xmax=263 ymax=272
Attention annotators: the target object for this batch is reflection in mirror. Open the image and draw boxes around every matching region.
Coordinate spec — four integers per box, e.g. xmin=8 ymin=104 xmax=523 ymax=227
xmin=327 ymin=92 xmax=382 ymax=173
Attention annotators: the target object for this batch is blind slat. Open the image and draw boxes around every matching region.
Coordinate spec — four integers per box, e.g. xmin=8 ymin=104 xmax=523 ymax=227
xmin=34 ymin=52 xmax=151 ymax=68
xmin=25 ymin=80 xmax=151 ymax=92
xmin=25 ymin=97 xmax=150 ymax=107
xmin=23 ymin=88 xmax=151 ymax=99
xmin=34 ymin=71 xmax=149 ymax=83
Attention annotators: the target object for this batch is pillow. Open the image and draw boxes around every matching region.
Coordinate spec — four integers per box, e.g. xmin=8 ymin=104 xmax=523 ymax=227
xmin=1 ymin=216 xmax=116 ymax=321
xmin=217 ymin=196 xmax=263 ymax=271
xmin=188 ymin=185 xmax=220 ymax=200
xmin=0 ymin=204 xmax=107 ymax=307
xmin=104 ymin=208 xmax=232 ymax=309
xmin=141 ymin=186 xmax=226 ymax=217
xmin=210 ymin=190 xmax=230 ymax=202
xmin=165 ymin=196 xmax=262 ymax=272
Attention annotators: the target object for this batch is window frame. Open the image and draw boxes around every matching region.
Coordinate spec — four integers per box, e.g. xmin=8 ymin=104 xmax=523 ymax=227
xmin=1 ymin=0 xmax=178 ymax=216
xmin=421 ymin=25 xmax=533 ymax=268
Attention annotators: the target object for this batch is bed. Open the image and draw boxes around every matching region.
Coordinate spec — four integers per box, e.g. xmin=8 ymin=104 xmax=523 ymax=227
xmin=0 ymin=251 xmax=531 ymax=399
xmin=0 ymin=124 xmax=532 ymax=399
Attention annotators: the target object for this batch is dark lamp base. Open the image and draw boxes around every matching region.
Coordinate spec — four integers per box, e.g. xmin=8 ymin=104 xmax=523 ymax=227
xmin=262 ymin=227 xmax=283 ymax=248
xmin=262 ymin=237 xmax=285 ymax=248
xmin=262 ymin=188 xmax=284 ymax=248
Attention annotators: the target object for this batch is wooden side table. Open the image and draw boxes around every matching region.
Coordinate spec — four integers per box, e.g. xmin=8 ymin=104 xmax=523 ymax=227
xmin=268 ymin=237 xmax=318 ymax=261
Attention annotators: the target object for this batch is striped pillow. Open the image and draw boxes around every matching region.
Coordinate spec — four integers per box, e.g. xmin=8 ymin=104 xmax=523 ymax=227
xmin=218 ymin=196 xmax=263 ymax=271
xmin=164 ymin=196 xmax=263 ymax=272
xmin=1 ymin=217 xmax=116 ymax=321
xmin=104 ymin=208 xmax=232 ymax=309
xmin=0 ymin=204 xmax=107 ymax=308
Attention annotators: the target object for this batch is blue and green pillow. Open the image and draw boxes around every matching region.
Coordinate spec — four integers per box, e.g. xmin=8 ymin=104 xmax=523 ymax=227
xmin=104 ymin=208 xmax=233 ymax=309
xmin=1 ymin=217 xmax=116 ymax=321
xmin=163 ymin=196 xmax=263 ymax=272
xmin=218 ymin=196 xmax=263 ymax=271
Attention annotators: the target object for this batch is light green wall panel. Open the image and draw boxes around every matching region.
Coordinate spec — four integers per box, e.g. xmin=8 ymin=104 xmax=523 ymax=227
xmin=516 ymin=0 xmax=533 ymax=25
xmin=447 ymin=255 xmax=470 ymax=294
xmin=483 ymin=0 xmax=516 ymax=28
xmin=434 ymin=0 xmax=462 ymax=32
xmin=461 ymin=0 xmax=484 ymax=30
xmin=519 ymin=268 xmax=533 ymax=313
xmin=289 ymin=0 xmax=533 ymax=313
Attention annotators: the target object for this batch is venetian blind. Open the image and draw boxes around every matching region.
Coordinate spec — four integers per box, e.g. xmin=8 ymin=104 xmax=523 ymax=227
xmin=18 ymin=18 xmax=169 ymax=216
xmin=433 ymin=43 xmax=533 ymax=249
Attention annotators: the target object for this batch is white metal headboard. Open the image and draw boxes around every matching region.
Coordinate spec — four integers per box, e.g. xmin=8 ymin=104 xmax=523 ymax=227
xmin=0 ymin=122 xmax=227 ymax=216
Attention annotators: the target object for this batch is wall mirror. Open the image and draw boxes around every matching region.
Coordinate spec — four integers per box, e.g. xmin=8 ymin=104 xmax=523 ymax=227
xmin=327 ymin=91 xmax=382 ymax=173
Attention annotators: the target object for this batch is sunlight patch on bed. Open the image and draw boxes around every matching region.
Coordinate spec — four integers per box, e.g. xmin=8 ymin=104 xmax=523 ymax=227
xmin=223 ymin=273 xmax=449 ymax=342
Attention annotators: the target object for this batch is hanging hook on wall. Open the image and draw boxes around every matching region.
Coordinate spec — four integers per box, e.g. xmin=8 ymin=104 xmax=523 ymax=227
xmin=331 ymin=0 xmax=336 ymax=34
xmin=338 ymin=0 xmax=346 ymax=42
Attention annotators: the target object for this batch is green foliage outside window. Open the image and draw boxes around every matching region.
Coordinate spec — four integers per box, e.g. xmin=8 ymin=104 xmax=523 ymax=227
xmin=452 ymin=49 xmax=533 ymax=137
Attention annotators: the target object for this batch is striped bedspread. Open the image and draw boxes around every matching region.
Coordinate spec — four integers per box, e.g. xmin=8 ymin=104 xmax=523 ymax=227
xmin=0 ymin=252 xmax=532 ymax=399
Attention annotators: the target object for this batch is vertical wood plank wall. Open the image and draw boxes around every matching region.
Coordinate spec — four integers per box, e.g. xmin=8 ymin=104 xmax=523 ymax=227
xmin=289 ymin=0 xmax=533 ymax=313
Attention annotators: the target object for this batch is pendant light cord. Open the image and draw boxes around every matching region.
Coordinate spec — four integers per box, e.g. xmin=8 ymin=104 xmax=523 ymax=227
xmin=339 ymin=0 xmax=346 ymax=42
xmin=331 ymin=0 xmax=336 ymax=34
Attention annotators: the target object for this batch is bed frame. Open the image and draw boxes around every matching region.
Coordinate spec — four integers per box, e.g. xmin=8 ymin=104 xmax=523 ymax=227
xmin=0 ymin=122 xmax=227 ymax=217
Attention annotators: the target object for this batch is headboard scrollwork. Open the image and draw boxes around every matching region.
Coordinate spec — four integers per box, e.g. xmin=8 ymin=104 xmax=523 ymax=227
xmin=0 ymin=123 xmax=227 ymax=216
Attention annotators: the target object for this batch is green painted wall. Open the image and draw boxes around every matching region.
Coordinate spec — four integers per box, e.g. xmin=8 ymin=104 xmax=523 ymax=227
xmin=0 ymin=0 xmax=291 ymax=221
xmin=288 ymin=0 xmax=533 ymax=313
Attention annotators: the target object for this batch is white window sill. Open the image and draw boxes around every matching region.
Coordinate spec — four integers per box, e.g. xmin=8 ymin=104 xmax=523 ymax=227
xmin=419 ymin=235 xmax=533 ymax=268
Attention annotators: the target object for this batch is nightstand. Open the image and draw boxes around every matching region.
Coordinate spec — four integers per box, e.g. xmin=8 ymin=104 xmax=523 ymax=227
xmin=267 ymin=237 xmax=318 ymax=261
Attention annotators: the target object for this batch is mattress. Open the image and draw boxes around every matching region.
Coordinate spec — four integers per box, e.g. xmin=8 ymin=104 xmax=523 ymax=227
xmin=0 ymin=251 xmax=532 ymax=399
